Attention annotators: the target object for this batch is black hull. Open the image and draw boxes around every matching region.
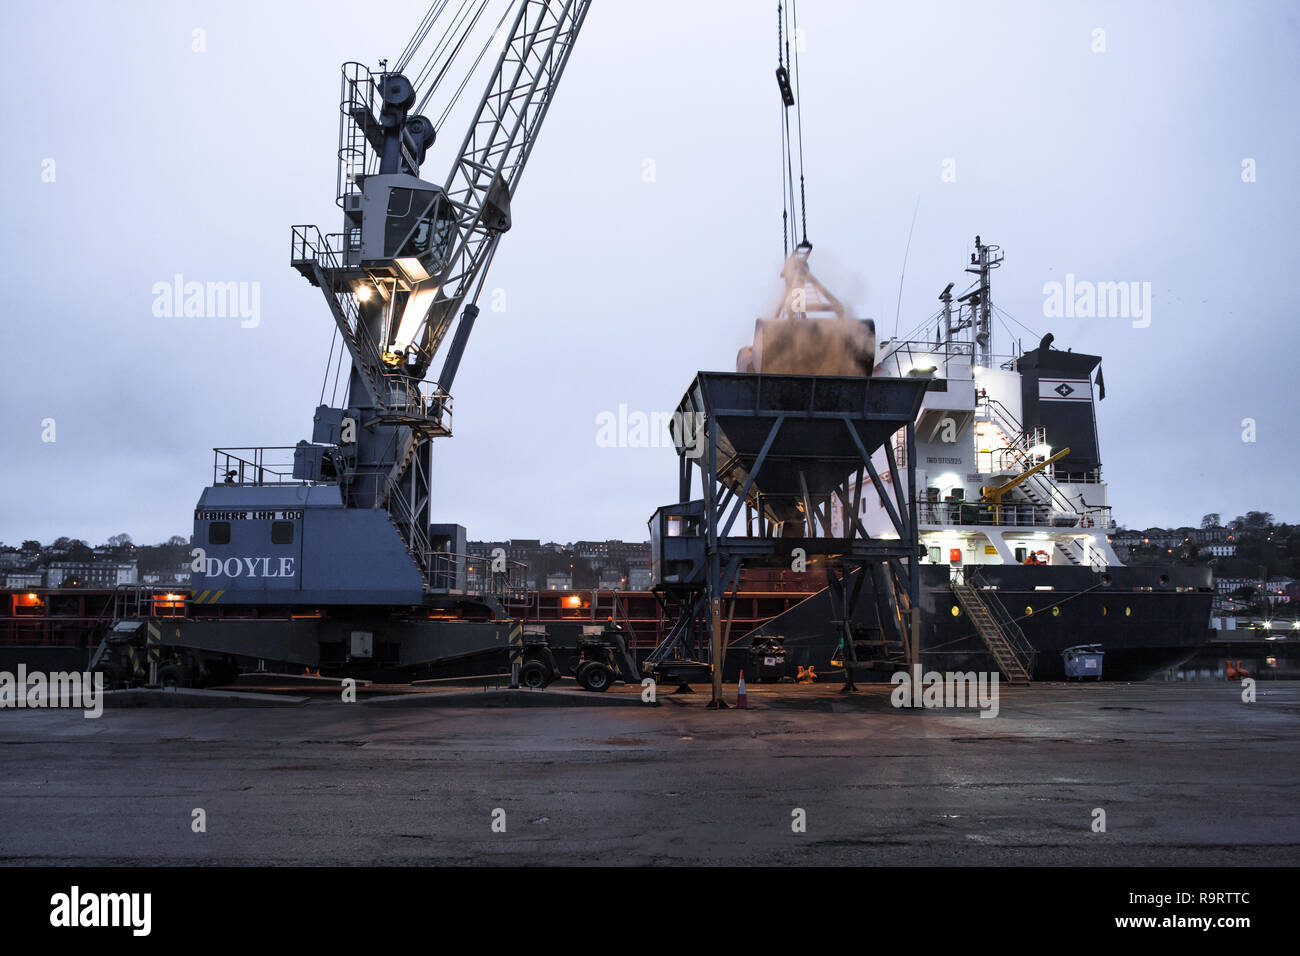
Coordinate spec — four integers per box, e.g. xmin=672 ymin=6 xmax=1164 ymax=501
xmin=919 ymin=564 xmax=1215 ymax=681
xmin=727 ymin=564 xmax=1215 ymax=682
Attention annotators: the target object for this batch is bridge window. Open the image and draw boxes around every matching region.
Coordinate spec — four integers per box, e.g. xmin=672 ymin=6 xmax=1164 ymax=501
xmin=209 ymin=521 xmax=231 ymax=545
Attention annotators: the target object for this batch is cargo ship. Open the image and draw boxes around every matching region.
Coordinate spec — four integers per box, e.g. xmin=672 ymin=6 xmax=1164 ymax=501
xmin=724 ymin=237 xmax=1214 ymax=682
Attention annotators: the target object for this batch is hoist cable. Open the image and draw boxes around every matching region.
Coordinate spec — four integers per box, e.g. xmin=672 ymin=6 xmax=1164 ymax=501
xmin=432 ymin=0 xmax=515 ymax=126
xmin=790 ymin=0 xmax=808 ymax=244
xmin=410 ymin=0 xmax=479 ymax=97
xmin=396 ymin=1 xmax=449 ymax=73
xmin=413 ymin=0 xmax=493 ymax=115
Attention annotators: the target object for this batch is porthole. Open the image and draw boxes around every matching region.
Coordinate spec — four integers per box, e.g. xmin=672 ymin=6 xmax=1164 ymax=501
xmin=951 ymin=605 xmax=961 ymax=617
xmin=1102 ymin=606 xmax=1108 ymax=616
xmin=1051 ymin=606 xmax=1061 ymax=617
xmin=1025 ymin=606 xmax=1034 ymax=616
xmin=1125 ymin=607 xmax=1132 ymax=617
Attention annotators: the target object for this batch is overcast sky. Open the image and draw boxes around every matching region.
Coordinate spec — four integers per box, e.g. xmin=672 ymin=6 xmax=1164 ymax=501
xmin=2 ymin=0 xmax=1297 ymax=547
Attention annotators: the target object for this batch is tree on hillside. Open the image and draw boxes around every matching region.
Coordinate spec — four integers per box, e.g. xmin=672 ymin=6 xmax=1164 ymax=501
xmin=1235 ymin=512 xmax=1274 ymax=530
xmin=1201 ymin=513 xmax=1221 ymax=529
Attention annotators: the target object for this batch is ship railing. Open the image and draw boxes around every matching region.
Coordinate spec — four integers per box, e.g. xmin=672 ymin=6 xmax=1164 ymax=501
xmin=879 ymin=339 xmax=974 ymax=377
xmin=975 ymin=396 xmax=1033 ymax=452
xmin=984 ymin=441 xmax=1110 ymax=527
xmin=212 ymin=447 xmax=303 ymax=486
xmin=918 ymin=500 xmax=1111 ymax=530
xmin=1060 ymin=536 xmax=1109 ymax=571
xmin=424 ymin=551 xmax=528 ymax=605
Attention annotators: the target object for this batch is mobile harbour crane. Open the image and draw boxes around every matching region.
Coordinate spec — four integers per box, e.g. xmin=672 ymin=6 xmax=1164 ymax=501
xmin=93 ymin=1 xmax=604 ymax=688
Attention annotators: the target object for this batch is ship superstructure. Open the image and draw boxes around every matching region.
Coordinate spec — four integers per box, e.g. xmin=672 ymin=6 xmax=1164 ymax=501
xmin=865 ymin=237 xmax=1122 ymax=575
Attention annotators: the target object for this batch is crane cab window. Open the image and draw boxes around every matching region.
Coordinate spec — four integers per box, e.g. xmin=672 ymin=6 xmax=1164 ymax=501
xmin=666 ymin=515 xmax=699 ymax=538
xmin=209 ymin=522 xmax=231 ymax=545
xmin=271 ymin=521 xmax=295 ymax=545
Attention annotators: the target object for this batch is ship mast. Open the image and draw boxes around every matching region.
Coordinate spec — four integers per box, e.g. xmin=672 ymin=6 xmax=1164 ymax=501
xmin=958 ymin=235 xmax=1003 ymax=367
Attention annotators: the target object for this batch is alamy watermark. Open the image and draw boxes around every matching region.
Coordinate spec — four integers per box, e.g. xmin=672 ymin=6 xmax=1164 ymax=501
xmin=1042 ymin=274 xmax=1151 ymax=328
xmin=595 ymin=404 xmax=705 ymax=458
xmin=890 ymin=665 xmax=999 ymax=718
xmin=152 ymin=274 xmax=261 ymax=328
xmin=50 ymin=886 xmax=150 ymax=936
xmin=0 ymin=665 xmax=104 ymax=718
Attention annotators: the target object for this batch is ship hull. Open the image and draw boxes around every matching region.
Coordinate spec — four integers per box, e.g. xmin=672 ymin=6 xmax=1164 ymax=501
xmin=726 ymin=563 xmax=1214 ymax=682
xmin=918 ymin=564 xmax=1214 ymax=681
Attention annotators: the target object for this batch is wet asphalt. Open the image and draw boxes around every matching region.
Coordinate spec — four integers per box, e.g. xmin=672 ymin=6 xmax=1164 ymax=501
xmin=0 ymin=680 xmax=1296 ymax=865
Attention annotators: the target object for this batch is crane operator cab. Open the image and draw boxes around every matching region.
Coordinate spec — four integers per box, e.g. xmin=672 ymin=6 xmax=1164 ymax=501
xmin=344 ymin=71 xmax=455 ymax=285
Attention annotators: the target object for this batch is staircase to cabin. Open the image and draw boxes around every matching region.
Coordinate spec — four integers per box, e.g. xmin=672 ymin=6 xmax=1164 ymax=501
xmin=951 ymin=570 xmax=1034 ymax=684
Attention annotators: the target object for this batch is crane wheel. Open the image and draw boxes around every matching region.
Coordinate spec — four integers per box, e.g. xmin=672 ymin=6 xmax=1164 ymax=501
xmin=577 ymin=662 xmax=612 ymax=692
xmin=519 ymin=660 xmax=550 ymax=689
xmin=157 ymin=664 xmax=187 ymax=689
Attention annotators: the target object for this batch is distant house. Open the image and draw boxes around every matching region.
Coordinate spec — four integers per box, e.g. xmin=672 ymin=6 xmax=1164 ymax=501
xmin=545 ymin=571 xmax=573 ymax=591
xmin=44 ymin=561 xmax=137 ymax=589
xmin=4 ymin=571 xmax=44 ymax=589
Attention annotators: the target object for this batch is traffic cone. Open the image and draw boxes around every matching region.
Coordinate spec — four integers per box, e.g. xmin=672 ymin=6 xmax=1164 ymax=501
xmin=737 ymin=669 xmax=748 ymax=709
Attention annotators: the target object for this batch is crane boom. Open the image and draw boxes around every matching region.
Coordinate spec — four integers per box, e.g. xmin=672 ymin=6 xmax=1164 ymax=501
xmin=412 ymin=0 xmax=591 ymax=381
xmin=285 ymin=0 xmax=590 ymax=584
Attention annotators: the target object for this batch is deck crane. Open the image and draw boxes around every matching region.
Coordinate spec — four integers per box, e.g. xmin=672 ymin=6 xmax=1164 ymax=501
xmin=980 ymin=447 xmax=1071 ymax=524
xmin=91 ymin=1 xmax=593 ymax=683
